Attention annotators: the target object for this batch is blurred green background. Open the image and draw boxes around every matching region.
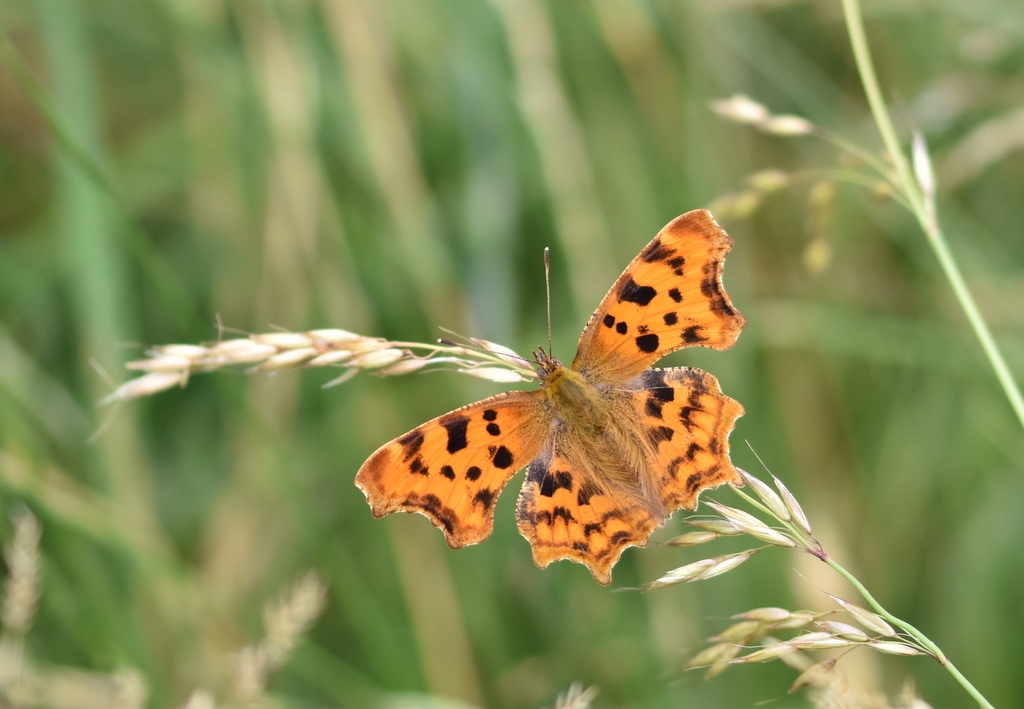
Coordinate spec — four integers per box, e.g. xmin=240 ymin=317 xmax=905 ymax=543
xmin=2 ymin=0 xmax=1023 ymax=706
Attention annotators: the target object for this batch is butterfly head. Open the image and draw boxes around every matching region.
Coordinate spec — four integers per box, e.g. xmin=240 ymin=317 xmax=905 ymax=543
xmin=532 ymin=347 xmax=564 ymax=381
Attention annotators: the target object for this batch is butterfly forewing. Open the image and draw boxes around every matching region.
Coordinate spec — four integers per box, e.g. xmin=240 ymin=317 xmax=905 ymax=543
xmin=356 ymin=390 xmax=552 ymax=548
xmin=572 ymin=209 xmax=745 ymax=382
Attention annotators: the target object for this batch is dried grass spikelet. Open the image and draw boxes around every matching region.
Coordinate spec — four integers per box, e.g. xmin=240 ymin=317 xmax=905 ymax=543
xmin=230 ymin=571 xmax=327 ymax=702
xmin=104 ymin=330 xmax=536 ymax=404
xmin=0 ymin=509 xmax=150 ymax=709
xmin=804 ymin=180 xmax=837 ymax=276
xmin=2 ymin=508 xmax=41 ymax=637
xmin=181 ymin=689 xmax=216 ymax=709
xmin=552 ymin=682 xmax=598 ymax=709
xmin=710 ymin=94 xmax=814 ymax=136
xmin=672 ymin=466 xmax=933 ymax=704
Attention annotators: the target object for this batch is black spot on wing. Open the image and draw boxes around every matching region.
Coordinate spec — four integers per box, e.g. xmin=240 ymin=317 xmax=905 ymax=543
xmin=473 ymin=488 xmax=495 ymax=510
xmin=700 ymin=262 xmax=737 ymax=316
xmin=466 ymin=465 xmax=482 ymax=481
xmin=652 ymin=386 xmax=674 ymax=403
xmin=491 ymin=445 xmax=514 ymax=469
xmin=667 ymin=456 xmax=685 ymax=477
xmin=668 ymin=288 xmax=682 ymax=303
xmin=603 ymin=314 xmax=615 ymax=328
xmin=418 ymin=494 xmax=455 ymax=535
xmin=615 ymin=321 xmax=628 ymax=335
xmin=647 ymin=425 xmax=675 ymax=444
xmin=577 ymin=487 xmax=592 ymax=506
xmin=640 ymin=237 xmax=674 ymax=263
xmin=486 ymin=422 xmax=501 ymax=436
xmin=441 ymin=416 xmax=470 ymax=454
xmin=619 ymin=277 xmax=657 ymax=306
xmin=667 ymin=256 xmax=685 ymax=276
xmin=645 ymin=397 xmax=664 ymax=419
xmin=685 ymin=373 xmax=710 ymax=399
xmin=440 ymin=465 xmax=456 ymax=480
xmin=552 ymin=506 xmax=574 ymax=523
xmin=682 ymin=325 xmax=703 ymax=343
xmin=539 ymin=475 xmax=555 ymax=497
xmin=539 ymin=470 xmax=573 ymax=497
xmin=531 ymin=506 xmax=575 ymax=526
xmin=398 ymin=429 xmax=424 ymax=461
xmin=684 ymin=442 xmax=701 ymax=461
xmin=482 ymin=409 xmax=498 ymax=421
xmin=638 ymin=370 xmax=675 ymax=403
xmin=686 ymin=466 xmax=719 ymax=493
xmin=636 ymin=333 xmax=660 ymax=353
xmin=663 ymin=312 xmax=678 ymax=326
xmin=409 ymin=458 xmax=428 ymax=475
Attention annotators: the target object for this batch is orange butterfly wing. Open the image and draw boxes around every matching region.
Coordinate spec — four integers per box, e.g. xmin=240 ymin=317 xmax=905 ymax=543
xmin=514 ymin=366 xmax=743 ymax=585
xmin=516 ymin=448 xmax=661 ymax=585
xmin=356 ymin=391 xmax=552 ymax=548
xmin=629 ymin=367 xmax=745 ymax=511
xmin=572 ymin=209 xmax=745 ymax=382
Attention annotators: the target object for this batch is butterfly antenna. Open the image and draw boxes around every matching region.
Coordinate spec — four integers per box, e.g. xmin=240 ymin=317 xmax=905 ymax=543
xmin=437 ymin=328 xmax=533 ymax=367
xmin=544 ymin=247 xmax=553 ymax=357
xmin=437 ymin=327 xmax=473 ymax=347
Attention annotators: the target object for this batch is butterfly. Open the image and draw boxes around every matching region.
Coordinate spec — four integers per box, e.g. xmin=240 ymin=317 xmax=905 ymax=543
xmin=356 ymin=209 xmax=745 ymax=585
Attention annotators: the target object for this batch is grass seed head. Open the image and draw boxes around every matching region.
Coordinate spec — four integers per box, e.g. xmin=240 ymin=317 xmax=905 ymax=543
xmin=346 ymin=348 xmax=405 ymax=369
xmin=709 ymin=620 xmax=763 ymax=644
xmin=250 ymin=332 xmax=315 ymax=349
xmin=2 ymin=508 xmax=41 ymax=635
xmin=773 ymin=475 xmax=813 ymax=536
xmin=738 ymin=469 xmax=790 ymax=521
xmin=307 ymin=350 xmax=355 ymax=366
xmin=816 ymin=620 xmax=870 ymax=642
xmin=762 ymin=115 xmax=814 ymax=136
xmin=459 ymin=366 xmax=533 ymax=383
xmin=308 ymin=328 xmax=363 ymax=343
xmin=665 ymin=531 xmax=720 ymax=547
xmin=828 ymin=594 xmax=897 ymax=637
xmin=253 ymin=347 xmax=320 ymax=371
xmin=687 ymin=518 xmax=743 ymax=535
xmin=710 ymin=94 xmax=770 ymax=124
xmin=867 ymin=640 xmax=923 ymax=657
xmin=734 ymin=642 xmax=799 ymax=664
xmin=101 ymin=371 xmax=189 ymax=404
xmin=705 ymin=502 xmax=795 ymax=547
xmin=733 ymin=607 xmax=795 ymax=623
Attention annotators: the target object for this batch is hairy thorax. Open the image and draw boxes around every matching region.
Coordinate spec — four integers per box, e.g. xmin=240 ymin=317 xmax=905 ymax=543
xmin=541 ymin=363 xmax=663 ymax=509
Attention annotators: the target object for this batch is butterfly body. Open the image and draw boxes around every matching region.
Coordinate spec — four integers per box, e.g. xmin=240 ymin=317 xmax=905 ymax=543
xmin=357 ymin=209 xmax=746 ymax=585
xmin=540 ymin=355 xmax=613 ymax=441
xmin=538 ymin=353 xmax=661 ymax=502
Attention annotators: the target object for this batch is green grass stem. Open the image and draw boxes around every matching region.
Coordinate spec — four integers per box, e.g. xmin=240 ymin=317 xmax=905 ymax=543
xmin=842 ymin=0 xmax=1024 ymax=433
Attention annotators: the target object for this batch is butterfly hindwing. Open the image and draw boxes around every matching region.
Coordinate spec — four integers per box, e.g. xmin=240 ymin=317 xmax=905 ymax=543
xmin=356 ymin=390 xmax=552 ymax=548
xmin=629 ymin=366 xmax=744 ymax=511
xmin=515 ymin=446 xmax=661 ymax=585
xmin=572 ymin=209 xmax=746 ymax=382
